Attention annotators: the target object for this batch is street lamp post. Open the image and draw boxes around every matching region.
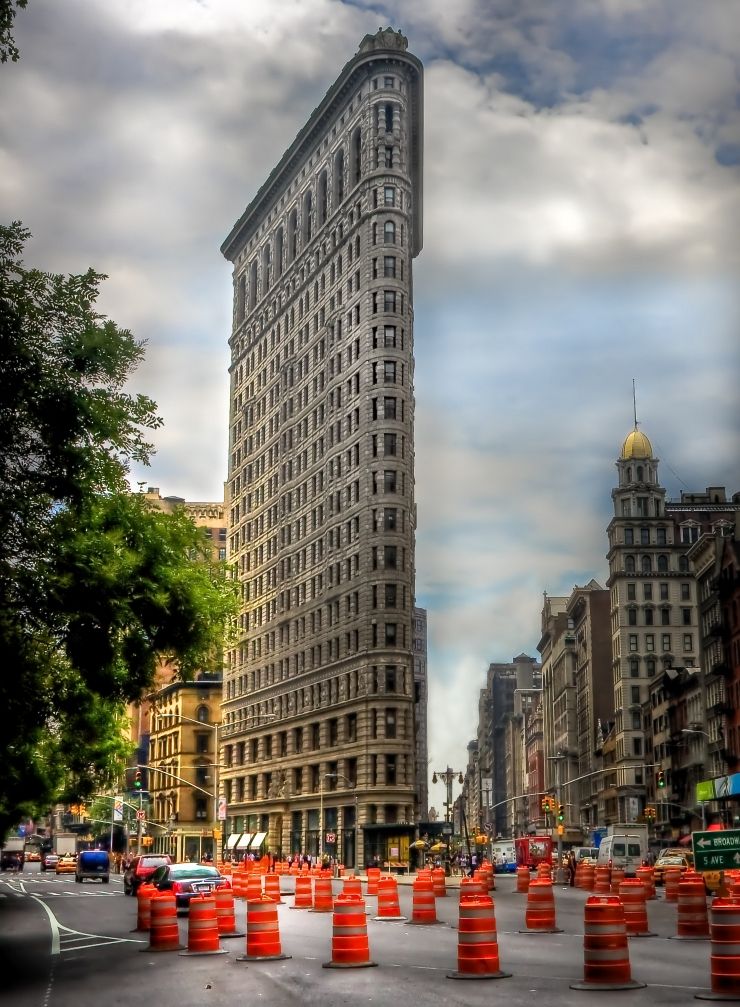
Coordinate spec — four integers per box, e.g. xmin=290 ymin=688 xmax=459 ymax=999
xmin=682 ymin=729 xmax=711 ymax=829
xmin=325 ymin=772 xmax=358 ymax=869
xmin=153 ymin=712 xmax=221 ymax=861
xmin=431 ymin=767 xmax=464 ymax=824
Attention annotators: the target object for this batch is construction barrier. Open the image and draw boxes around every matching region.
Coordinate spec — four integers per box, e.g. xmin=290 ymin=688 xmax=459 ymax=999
xmin=636 ymin=866 xmax=656 ymax=900
xmin=133 ymin=882 xmax=156 ymax=932
xmin=673 ymin=876 xmax=710 ymax=940
xmin=232 ymin=867 xmax=247 ymax=899
xmin=180 ymin=895 xmax=227 ymax=956
xmin=593 ymin=865 xmax=611 ymax=895
xmin=696 ymin=896 xmax=740 ymax=999
xmin=516 ymin=866 xmax=530 ymax=893
xmin=537 ymin=862 xmax=552 ymax=880
xmin=246 ymin=873 xmax=263 ymax=902
xmin=322 ymin=893 xmax=377 ymax=969
xmin=142 ymin=892 xmax=182 ymax=953
xmin=374 ymin=874 xmax=406 ymax=921
xmin=522 ymin=878 xmax=561 ymax=933
xmin=311 ymin=874 xmax=334 ymax=912
xmin=236 ymin=895 xmax=291 ymax=962
xmin=575 ymin=862 xmax=587 ymax=889
xmin=582 ymin=863 xmax=596 ymax=891
xmin=366 ymin=867 xmax=381 ymax=895
xmin=410 ymin=872 xmax=437 ymax=924
xmin=342 ymin=875 xmax=363 ymax=898
xmin=214 ymin=885 xmax=244 ymax=938
xmin=432 ymin=867 xmax=447 ymax=897
xmin=664 ymin=866 xmax=682 ymax=903
xmin=447 ymin=894 xmax=511 ymax=981
xmin=292 ymin=875 xmax=313 ymax=910
xmin=480 ymin=863 xmax=495 ymax=892
xmin=460 ymin=876 xmax=485 ymax=900
xmin=619 ymin=878 xmax=655 ymax=937
xmin=264 ymin=872 xmax=283 ymax=903
xmin=570 ymin=895 xmax=645 ymax=991
xmin=610 ymin=867 xmax=626 ymax=895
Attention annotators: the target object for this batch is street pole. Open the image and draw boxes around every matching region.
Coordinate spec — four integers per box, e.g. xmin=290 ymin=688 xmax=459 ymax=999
xmin=319 ymin=777 xmax=324 ymax=863
xmin=137 ymin=791 xmax=143 ymax=850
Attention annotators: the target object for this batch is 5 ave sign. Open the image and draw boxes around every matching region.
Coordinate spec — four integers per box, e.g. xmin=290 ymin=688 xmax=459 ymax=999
xmin=692 ymin=829 xmax=740 ymax=871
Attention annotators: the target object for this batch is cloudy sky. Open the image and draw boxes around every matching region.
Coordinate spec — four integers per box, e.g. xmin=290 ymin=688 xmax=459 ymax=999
xmin=3 ymin=0 xmax=739 ymax=813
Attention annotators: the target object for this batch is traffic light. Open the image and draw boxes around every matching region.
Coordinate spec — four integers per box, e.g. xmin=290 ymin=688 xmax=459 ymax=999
xmin=657 ymin=770 xmax=666 ymax=789
xmin=557 ymin=803 xmax=565 ymax=823
xmin=134 ymin=769 xmax=142 ymax=791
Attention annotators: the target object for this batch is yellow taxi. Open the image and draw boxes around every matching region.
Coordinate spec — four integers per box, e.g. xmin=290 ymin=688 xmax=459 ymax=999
xmin=653 ymin=851 xmax=692 ymax=886
xmin=55 ymin=854 xmax=77 ymax=875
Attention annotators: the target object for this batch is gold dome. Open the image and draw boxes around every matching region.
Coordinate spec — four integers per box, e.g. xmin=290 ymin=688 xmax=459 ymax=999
xmin=621 ymin=429 xmax=653 ymax=460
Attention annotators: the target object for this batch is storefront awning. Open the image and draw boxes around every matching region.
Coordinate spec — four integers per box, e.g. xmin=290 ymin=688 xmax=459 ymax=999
xmin=249 ymin=831 xmax=267 ymax=850
xmin=226 ymin=834 xmax=242 ymax=850
xmin=236 ymin=833 xmax=254 ymax=849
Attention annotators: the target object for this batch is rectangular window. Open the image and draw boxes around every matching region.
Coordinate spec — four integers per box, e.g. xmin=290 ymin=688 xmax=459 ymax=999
xmin=385 ymin=583 xmax=397 ymax=607
xmin=661 ymin=609 xmax=670 ymax=625
xmin=384 ymin=396 xmax=396 ymax=419
xmin=643 ymin=584 xmax=652 ymax=600
xmin=628 ymin=609 xmax=637 ymax=626
xmin=384 ymin=290 xmax=397 ymax=312
xmin=660 ymin=583 xmax=669 ymax=601
xmin=683 ymin=633 xmax=693 ymax=652
xmin=384 ymin=433 xmax=397 ymax=455
xmin=384 ymin=186 xmax=396 ymax=206
xmin=629 ymin=634 xmax=638 ymax=652
xmin=682 ymin=608 xmax=691 ymax=625
xmin=645 ymin=634 xmax=654 ymax=652
xmin=625 ymin=528 xmax=634 ymax=545
xmin=627 ymin=583 xmax=636 ymax=601
xmin=383 ymin=255 xmax=396 ymax=278
xmin=662 ymin=633 xmax=671 ymax=652
xmin=384 ymin=545 xmax=397 ymax=568
xmin=383 ymin=470 xmax=397 ymax=493
xmin=681 ymin=583 xmax=690 ymax=601
xmin=384 ymin=325 xmax=396 ymax=347
xmin=385 ymin=622 xmax=397 ymax=646
xmin=640 ymin=527 xmax=650 ymax=545
xmin=386 ymin=753 xmax=397 ymax=784
xmin=383 ymin=508 xmax=397 ymax=531
xmin=383 ymin=361 xmax=396 ymax=383
xmin=631 ymin=686 xmax=640 ymax=703
xmin=645 ymin=609 xmax=653 ymax=625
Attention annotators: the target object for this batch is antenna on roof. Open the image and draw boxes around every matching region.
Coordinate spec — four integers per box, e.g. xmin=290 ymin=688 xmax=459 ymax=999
xmin=632 ymin=378 xmax=638 ymax=430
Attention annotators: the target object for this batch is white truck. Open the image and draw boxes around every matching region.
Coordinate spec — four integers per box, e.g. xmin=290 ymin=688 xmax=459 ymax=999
xmin=54 ymin=834 xmax=77 ymax=857
xmin=490 ymin=841 xmax=516 ymax=873
xmin=597 ymin=823 xmax=648 ymax=876
xmin=1 ymin=836 xmax=25 ymax=871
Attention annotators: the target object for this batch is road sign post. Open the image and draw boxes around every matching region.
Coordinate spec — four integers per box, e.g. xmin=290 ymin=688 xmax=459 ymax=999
xmin=692 ymin=829 xmax=740 ymax=871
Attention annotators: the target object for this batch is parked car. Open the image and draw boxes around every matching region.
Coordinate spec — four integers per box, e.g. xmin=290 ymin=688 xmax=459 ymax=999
xmin=26 ymin=850 xmax=41 ymax=862
xmin=41 ymin=852 xmax=59 ymax=872
xmin=123 ymin=854 xmax=172 ymax=896
xmin=149 ymin=862 xmax=230 ymax=908
xmin=55 ymin=854 xmax=77 ymax=875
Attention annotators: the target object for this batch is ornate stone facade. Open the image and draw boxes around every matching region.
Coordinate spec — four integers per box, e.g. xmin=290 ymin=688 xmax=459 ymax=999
xmin=220 ymin=31 xmax=424 ymax=868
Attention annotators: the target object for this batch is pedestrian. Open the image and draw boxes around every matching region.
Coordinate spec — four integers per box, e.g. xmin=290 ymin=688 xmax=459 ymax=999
xmin=567 ymin=851 xmax=576 ymax=887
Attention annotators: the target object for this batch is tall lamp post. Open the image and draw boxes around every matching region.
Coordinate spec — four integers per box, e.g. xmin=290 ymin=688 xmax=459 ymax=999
xmin=153 ymin=712 xmax=221 ymax=861
xmin=432 ymin=767 xmax=464 ymax=824
xmin=325 ymin=772 xmax=358 ymax=869
xmin=682 ymin=728 xmax=711 ymax=829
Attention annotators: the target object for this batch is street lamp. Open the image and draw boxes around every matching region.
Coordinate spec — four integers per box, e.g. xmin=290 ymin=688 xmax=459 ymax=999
xmin=153 ymin=711 xmax=221 ymax=861
xmin=325 ymin=772 xmax=359 ymax=869
xmin=682 ymin=729 xmax=711 ymax=829
xmin=431 ymin=767 xmax=464 ymax=824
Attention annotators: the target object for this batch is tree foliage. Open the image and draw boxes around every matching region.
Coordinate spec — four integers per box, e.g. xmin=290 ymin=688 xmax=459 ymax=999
xmin=0 ymin=222 xmax=236 ymax=837
xmin=0 ymin=0 xmax=27 ymax=64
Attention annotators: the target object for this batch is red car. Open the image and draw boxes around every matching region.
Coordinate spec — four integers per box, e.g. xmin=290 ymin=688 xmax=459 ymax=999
xmin=123 ymin=854 xmax=172 ymax=895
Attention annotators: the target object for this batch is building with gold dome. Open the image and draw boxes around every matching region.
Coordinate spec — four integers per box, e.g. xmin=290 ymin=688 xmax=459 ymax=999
xmin=605 ymin=426 xmax=738 ymax=835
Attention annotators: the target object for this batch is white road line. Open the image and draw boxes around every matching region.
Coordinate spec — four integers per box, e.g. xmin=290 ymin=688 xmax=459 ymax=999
xmin=30 ymin=895 xmax=61 ymax=955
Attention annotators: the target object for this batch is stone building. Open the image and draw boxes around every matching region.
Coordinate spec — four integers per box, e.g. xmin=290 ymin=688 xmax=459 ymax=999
xmin=219 ymin=29 xmax=423 ymax=869
xmin=412 ymin=606 xmax=429 ymax=820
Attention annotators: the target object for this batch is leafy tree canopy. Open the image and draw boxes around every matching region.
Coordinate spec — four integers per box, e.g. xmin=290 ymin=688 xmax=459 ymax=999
xmin=0 ymin=222 xmax=236 ymax=838
xmin=1 ymin=0 xmax=27 ymax=63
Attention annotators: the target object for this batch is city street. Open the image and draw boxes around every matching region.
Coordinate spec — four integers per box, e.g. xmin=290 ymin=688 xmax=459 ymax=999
xmin=0 ymin=865 xmax=720 ymax=1007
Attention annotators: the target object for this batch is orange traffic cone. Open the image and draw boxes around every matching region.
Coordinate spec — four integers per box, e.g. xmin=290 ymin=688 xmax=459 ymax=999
xmin=179 ymin=895 xmax=228 ymax=956
xmin=235 ymin=895 xmax=291 ymax=962
xmin=214 ymin=885 xmax=244 ymax=939
xmin=322 ymin=894 xmax=377 ymax=969
xmin=374 ymin=875 xmax=406 ymax=922
xmin=447 ymin=894 xmax=511 ymax=981
xmin=570 ymin=895 xmax=645 ymax=991
xmin=132 ymin=881 xmax=156 ymax=933
xmin=522 ymin=878 xmax=562 ymax=933
xmin=141 ymin=892 xmax=182 ymax=952
xmin=291 ymin=875 xmax=313 ymax=910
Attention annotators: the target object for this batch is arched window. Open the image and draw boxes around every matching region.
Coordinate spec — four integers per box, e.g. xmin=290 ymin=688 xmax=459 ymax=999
xmin=657 ymin=554 xmax=668 ymax=572
xmin=351 ymin=127 xmax=361 ymax=186
xmin=318 ymin=170 xmax=328 ymax=224
xmin=384 ymin=102 xmax=394 ymax=133
xmin=288 ymin=207 xmax=298 ymax=261
xmin=625 ymin=556 xmax=636 ymax=573
xmin=679 ymin=555 xmax=689 ymax=572
xmin=333 ymin=149 xmax=344 ymax=207
xmin=262 ymin=242 xmax=271 ymax=293
xmin=302 ymin=189 xmax=313 ymax=243
xmin=384 ymin=220 xmax=395 ymax=244
xmin=637 ymin=466 xmax=644 ymax=481
xmin=196 ymin=705 xmax=209 ymax=724
xmin=237 ymin=275 xmax=246 ymax=324
xmin=275 ymin=226 xmax=284 ymax=278
xmin=248 ymin=259 xmax=257 ymax=310
xmin=641 ymin=555 xmax=652 ymax=574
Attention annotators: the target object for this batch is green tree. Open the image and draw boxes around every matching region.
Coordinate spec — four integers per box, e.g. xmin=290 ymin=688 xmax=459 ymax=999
xmin=0 ymin=222 xmax=236 ymax=837
xmin=1 ymin=0 xmax=27 ymax=63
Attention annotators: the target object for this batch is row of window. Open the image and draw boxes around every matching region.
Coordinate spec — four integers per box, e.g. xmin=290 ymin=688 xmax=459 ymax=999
xmin=623 ymin=554 xmax=690 ymax=573
xmin=225 ymin=663 xmax=405 ymax=709
xmin=627 ymin=632 xmax=693 ymax=653
xmin=625 ymin=581 xmax=691 ymax=602
xmin=627 ymin=607 xmax=692 ymax=626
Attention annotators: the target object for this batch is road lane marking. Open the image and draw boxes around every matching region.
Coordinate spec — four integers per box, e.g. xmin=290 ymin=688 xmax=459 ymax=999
xmin=30 ymin=895 xmax=61 ymax=955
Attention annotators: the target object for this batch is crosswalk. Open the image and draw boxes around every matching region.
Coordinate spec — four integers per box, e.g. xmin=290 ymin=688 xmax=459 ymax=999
xmin=0 ymin=874 xmax=125 ymax=898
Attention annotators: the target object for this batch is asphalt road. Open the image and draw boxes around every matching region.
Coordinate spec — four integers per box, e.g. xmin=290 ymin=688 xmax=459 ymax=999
xmin=0 ymin=865 xmax=721 ymax=1007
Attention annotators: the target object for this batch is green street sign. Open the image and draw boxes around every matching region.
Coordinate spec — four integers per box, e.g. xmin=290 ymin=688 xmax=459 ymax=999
xmin=692 ymin=830 xmax=740 ymax=871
